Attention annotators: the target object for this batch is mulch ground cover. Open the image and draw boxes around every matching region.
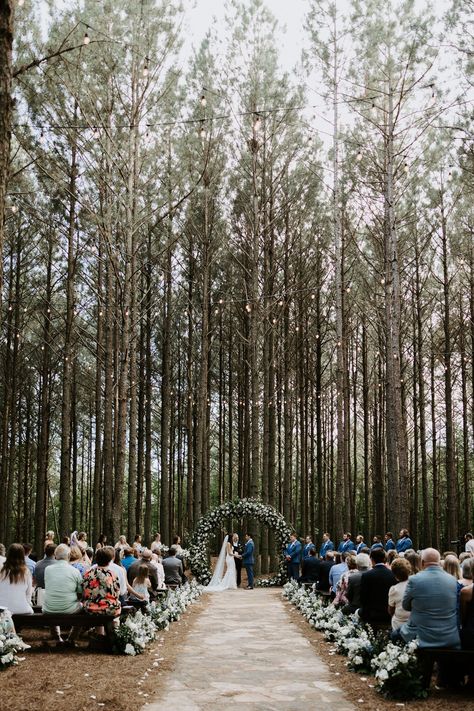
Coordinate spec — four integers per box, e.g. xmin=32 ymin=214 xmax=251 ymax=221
xmin=284 ymin=599 xmax=472 ymax=711
xmin=1 ymin=595 xmax=208 ymax=711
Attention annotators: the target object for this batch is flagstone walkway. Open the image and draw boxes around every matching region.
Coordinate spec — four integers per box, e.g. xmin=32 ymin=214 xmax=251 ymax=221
xmin=143 ymin=588 xmax=356 ymax=711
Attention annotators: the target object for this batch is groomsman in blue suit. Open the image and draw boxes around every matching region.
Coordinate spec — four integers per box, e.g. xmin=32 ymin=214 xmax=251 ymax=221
xmin=319 ymin=532 xmax=334 ymax=559
xmin=337 ymin=533 xmax=356 ymax=554
xmin=384 ymin=532 xmax=396 ymax=551
xmin=242 ymin=533 xmax=255 ymax=589
xmin=285 ymin=533 xmax=302 ymax=580
xmin=396 ymin=528 xmax=413 ymax=553
xmin=303 ymin=535 xmax=316 ymax=560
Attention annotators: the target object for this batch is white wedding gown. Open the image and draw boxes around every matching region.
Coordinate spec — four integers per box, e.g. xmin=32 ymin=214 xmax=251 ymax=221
xmin=204 ymin=536 xmax=237 ymax=592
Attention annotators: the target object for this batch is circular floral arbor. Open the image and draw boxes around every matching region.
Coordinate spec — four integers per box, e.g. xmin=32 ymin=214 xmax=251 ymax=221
xmin=189 ymin=498 xmax=293 ymax=586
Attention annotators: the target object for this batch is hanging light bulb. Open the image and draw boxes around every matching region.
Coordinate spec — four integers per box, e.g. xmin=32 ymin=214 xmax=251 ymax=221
xmin=11 ymin=204 xmax=18 ymax=214
xmin=200 ymin=94 xmax=207 ymax=107
xmin=83 ymin=32 xmax=90 ymax=45
xmin=254 ymin=115 xmax=262 ymax=132
xmin=18 ymin=0 xmax=25 ymax=5
xmin=404 ymin=162 xmax=409 ymax=173
xmin=142 ymin=61 xmax=149 ymax=77
xmin=356 ymin=149 xmax=362 ymax=162
xmin=199 ymin=123 xmax=206 ymax=139
xmin=93 ymin=128 xmax=99 ymax=139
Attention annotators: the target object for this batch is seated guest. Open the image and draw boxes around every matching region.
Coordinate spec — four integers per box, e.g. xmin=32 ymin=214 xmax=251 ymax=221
xmin=34 ymin=543 xmax=57 ymax=606
xmin=150 ymin=533 xmax=162 ymax=553
xmin=460 ymin=560 xmax=474 ymax=649
xmin=329 ymin=551 xmax=349 ymax=595
xmin=461 ymin=558 xmax=473 ymax=587
xmin=0 ymin=543 xmax=6 ymax=567
xmin=162 ymin=546 xmax=184 ymax=587
xmin=150 ymin=553 xmax=166 ymax=589
xmin=129 ymin=564 xmax=152 ymax=605
xmin=387 ymin=549 xmax=398 ymax=565
xmin=359 ymin=547 xmax=396 ymax=626
xmin=95 ymin=533 xmax=107 ymax=551
xmin=0 ymin=543 xmax=33 ymax=614
xmin=121 ymin=547 xmax=136 ymax=572
xmin=22 ymin=543 xmax=36 ymax=578
xmin=82 ymin=548 xmax=121 ymax=634
xmin=465 ymin=533 xmax=474 ymax=555
xmin=107 ymin=546 xmax=142 ymax=603
xmin=127 ymin=548 xmax=159 ymax=595
xmin=384 ymin=532 xmax=396 ymax=551
xmin=338 ymin=533 xmax=356 ymax=554
xmin=343 ymin=553 xmax=371 ymax=615
xmin=371 ymin=536 xmax=384 ymax=551
xmin=355 ymin=535 xmax=365 ymax=554
xmin=43 ymin=543 xmax=82 ymax=614
xmin=298 ymin=548 xmax=321 ymax=584
xmin=133 ymin=534 xmax=144 ymax=555
xmin=399 ymin=548 xmax=460 ymax=648
xmin=443 ymin=554 xmax=461 ymax=581
xmin=396 ymin=528 xmax=413 ymax=553
xmin=114 ymin=535 xmax=129 ymax=557
xmin=303 ymin=536 xmax=316 ymax=560
xmin=70 ymin=545 xmax=89 ymax=576
xmin=388 ymin=558 xmax=411 ymax=631
xmin=319 ymin=532 xmax=334 ymax=559
xmin=334 ymin=554 xmax=357 ymax=606
xmin=317 ymin=551 xmax=336 ymax=592
xmin=404 ymin=549 xmax=421 ymax=575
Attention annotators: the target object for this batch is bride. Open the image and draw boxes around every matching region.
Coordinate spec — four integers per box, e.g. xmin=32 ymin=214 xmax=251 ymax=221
xmin=204 ymin=534 xmax=238 ymax=592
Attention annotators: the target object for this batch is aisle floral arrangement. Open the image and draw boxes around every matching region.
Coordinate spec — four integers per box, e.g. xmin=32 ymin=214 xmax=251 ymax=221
xmin=114 ymin=581 xmax=202 ymax=656
xmin=283 ymin=580 xmax=427 ymax=700
xmin=0 ymin=609 xmax=30 ymax=670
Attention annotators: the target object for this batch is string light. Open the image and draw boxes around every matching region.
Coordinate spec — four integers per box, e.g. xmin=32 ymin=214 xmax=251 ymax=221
xmin=253 ymin=115 xmax=262 ymax=132
xmin=18 ymin=0 xmax=25 ymax=5
xmin=200 ymin=94 xmax=207 ymax=108
xmin=404 ymin=162 xmax=409 ymax=173
xmin=83 ymin=32 xmax=90 ymax=45
xmin=356 ymin=150 xmax=362 ymax=162
xmin=142 ymin=61 xmax=149 ymax=78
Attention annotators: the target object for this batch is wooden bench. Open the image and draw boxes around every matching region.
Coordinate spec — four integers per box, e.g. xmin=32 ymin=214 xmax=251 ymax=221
xmin=13 ymin=606 xmax=135 ymax=640
xmin=416 ymin=647 xmax=474 ymax=689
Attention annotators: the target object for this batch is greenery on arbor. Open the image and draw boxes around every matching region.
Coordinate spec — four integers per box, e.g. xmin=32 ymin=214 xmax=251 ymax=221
xmin=0 ymin=0 xmax=473 ymax=557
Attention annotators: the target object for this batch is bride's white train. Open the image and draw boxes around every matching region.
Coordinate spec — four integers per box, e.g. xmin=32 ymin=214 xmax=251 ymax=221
xmin=204 ymin=535 xmax=237 ymax=592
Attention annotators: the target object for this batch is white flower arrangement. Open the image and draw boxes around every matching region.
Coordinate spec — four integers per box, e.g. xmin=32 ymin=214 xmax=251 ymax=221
xmin=115 ymin=581 xmax=203 ymax=656
xmin=0 ymin=609 xmax=30 ymax=670
xmin=283 ymin=582 xmax=426 ymax=700
xmin=189 ymin=498 xmax=293 ymax=585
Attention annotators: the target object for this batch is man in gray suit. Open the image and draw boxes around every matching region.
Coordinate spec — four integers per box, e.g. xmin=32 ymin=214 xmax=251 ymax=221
xmin=162 ymin=546 xmax=185 ymax=587
xmin=399 ymin=548 xmax=460 ymax=648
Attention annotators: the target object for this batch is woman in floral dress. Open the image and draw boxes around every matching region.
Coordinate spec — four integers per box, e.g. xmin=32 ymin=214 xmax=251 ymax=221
xmin=82 ymin=547 xmax=121 ymax=635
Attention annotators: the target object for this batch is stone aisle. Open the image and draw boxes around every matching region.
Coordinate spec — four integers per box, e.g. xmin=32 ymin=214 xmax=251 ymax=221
xmin=144 ymin=588 xmax=356 ymax=711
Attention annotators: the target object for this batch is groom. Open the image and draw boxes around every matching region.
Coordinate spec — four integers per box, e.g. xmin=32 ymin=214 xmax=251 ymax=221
xmin=242 ymin=533 xmax=255 ymax=589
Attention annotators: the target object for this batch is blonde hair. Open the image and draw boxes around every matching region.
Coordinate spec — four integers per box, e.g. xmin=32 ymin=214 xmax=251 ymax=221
xmin=443 ymin=554 xmax=460 ymax=580
xmin=69 ymin=545 xmax=83 ymax=563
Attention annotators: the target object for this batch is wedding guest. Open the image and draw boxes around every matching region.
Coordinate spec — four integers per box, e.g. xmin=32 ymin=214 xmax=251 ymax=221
xmin=461 ymin=558 xmax=474 ymax=587
xmin=337 ymin=533 xmax=355 ymax=554
xmin=359 ymin=548 xmax=396 ymax=626
xmin=387 ymin=549 xmax=398 ymax=565
xmin=43 ymin=544 xmax=82 ymax=615
xmin=329 ymin=551 xmax=349 ymax=595
xmin=95 ymin=533 xmax=107 ymax=551
xmin=303 ymin=535 xmax=316 ymax=560
xmin=114 ymin=535 xmax=129 ymax=557
xmin=343 ymin=553 xmax=371 ymax=615
xmin=285 ymin=533 xmax=302 ymax=580
xmin=384 ymin=532 xmax=396 ymax=552
xmin=399 ymin=548 xmax=460 ymax=649
xmin=150 ymin=553 xmax=166 ymax=589
xmin=162 ymin=546 xmax=184 ymax=587
xmin=130 ymin=564 xmax=151 ymax=604
xmin=405 ymin=549 xmax=421 ymax=575
xmin=70 ymin=545 xmax=89 ymax=576
xmin=396 ymin=529 xmax=413 ymax=553
xmin=106 ymin=546 xmax=139 ymax=603
xmin=44 ymin=531 xmax=55 ymax=550
xmin=0 ymin=543 xmax=6 ymax=566
xmin=34 ymin=543 xmax=57 ymax=591
xmin=172 ymin=535 xmax=184 ymax=555
xmin=334 ymin=554 xmax=357 ymax=606
xmin=127 ymin=548 xmax=159 ymax=595
xmin=82 ymin=547 xmax=121 ymax=629
xmin=444 ymin=554 xmax=461 ymax=580
xmin=0 ymin=543 xmax=33 ymax=615
xmin=465 ymin=533 xmax=474 ymax=555
xmin=121 ymin=547 xmax=136 ymax=572
xmin=319 ymin=533 xmax=334 ymax=559
xmin=22 ymin=543 xmax=36 ymax=578
xmin=460 ymin=560 xmax=474 ymax=649
xmin=298 ymin=548 xmax=320 ymax=584
xmin=355 ymin=535 xmax=365 ymax=554
xmin=388 ymin=558 xmax=411 ymax=631
xmin=317 ymin=551 xmax=336 ymax=592
xmin=150 ymin=533 xmax=162 ymax=554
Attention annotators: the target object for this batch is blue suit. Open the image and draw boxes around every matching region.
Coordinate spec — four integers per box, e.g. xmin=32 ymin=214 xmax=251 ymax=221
xmin=370 ymin=542 xmax=384 ymax=551
xmin=242 ymin=539 xmax=255 ymax=588
xmin=400 ymin=566 xmax=460 ymax=648
xmin=338 ymin=539 xmax=356 ymax=554
xmin=356 ymin=542 xmax=366 ymax=554
xmin=303 ymin=542 xmax=316 ymax=560
xmin=285 ymin=540 xmax=302 ymax=580
xmin=385 ymin=539 xmax=396 ymax=552
xmin=396 ymin=536 xmax=413 ymax=553
xmin=319 ymin=539 xmax=334 ymax=559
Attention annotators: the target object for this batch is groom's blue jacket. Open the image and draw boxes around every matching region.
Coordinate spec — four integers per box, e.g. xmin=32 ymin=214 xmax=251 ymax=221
xmin=242 ymin=540 xmax=255 ymax=565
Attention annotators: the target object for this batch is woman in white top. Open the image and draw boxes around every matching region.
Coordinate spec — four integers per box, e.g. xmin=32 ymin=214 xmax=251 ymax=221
xmin=0 ymin=543 xmax=33 ymax=615
xmin=150 ymin=533 xmax=162 ymax=554
xmin=388 ymin=557 xmax=411 ymax=630
xmin=150 ymin=553 xmax=166 ymax=589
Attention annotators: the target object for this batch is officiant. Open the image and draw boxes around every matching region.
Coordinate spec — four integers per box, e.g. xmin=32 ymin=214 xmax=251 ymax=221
xmin=232 ymin=533 xmax=243 ymax=587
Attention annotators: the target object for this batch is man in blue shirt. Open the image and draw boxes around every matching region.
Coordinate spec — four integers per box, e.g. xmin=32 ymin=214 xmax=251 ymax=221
xmin=384 ymin=532 xmax=396 ymax=551
xmin=329 ymin=552 xmax=349 ymax=595
xmin=319 ymin=533 xmax=334 ymax=559
xmin=338 ymin=533 xmax=356 ymax=554
xmin=23 ymin=543 xmax=36 ymax=578
xmin=396 ymin=529 xmax=413 ymax=553
xmin=303 ymin=535 xmax=316 ymax=560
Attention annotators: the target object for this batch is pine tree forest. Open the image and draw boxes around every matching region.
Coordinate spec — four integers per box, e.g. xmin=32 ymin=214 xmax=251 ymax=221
xmin=1 ymin=0 xmax=473 ymax=561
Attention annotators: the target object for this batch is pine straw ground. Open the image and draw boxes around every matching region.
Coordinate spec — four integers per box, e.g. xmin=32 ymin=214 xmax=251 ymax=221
xmin=1 ymin=591 xmax=471 ymax=711
xmin=0 ymin=595 xmax=209 ymax=711
xmin=284 ymin=599 xmax=472 ymax=711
